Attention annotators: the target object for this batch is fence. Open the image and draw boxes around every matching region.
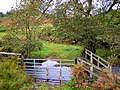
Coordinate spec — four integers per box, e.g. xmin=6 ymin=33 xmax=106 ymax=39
xmin=23 ymin=58 xmax=74 ymax=85
xmin=0 ymin=50 xmax=112 ymax=83
xmin=0 ymin=52 xmax=74 ymax=84
xmin=76 ymin=49 xmax=111 ymax=78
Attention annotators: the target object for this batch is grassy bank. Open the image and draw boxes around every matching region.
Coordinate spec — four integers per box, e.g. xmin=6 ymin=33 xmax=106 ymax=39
xmin=0 ymin=32 xmax=111 ymax=60
xmin=31 ymin=41 xmax=84 ymax=59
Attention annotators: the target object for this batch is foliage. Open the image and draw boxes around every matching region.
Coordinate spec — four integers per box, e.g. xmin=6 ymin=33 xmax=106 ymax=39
xmin=0 ymin=32 xmax=6 ymax=39
xmin=1 ymin=0 xmax=43 ymax=57
xmin=37 ymin=82 xmax=76 ymax=90
xmin=0 ymin=12 xmax=5 ymax=17
xmin=1 ymin=34 xmax=42 ymax=56
xmin=52 ymin=0 xmax=110 ymax=53
xmin=51 ymin=0 xmax=120 ymax=65
xmin=96 ymin=48 xmax=112 ymax=59
xmin=0 ymin=56 xmax=34 ymax=90
xmin=33 ymin=63 xmax=120 ymax=90
xmin=99 ymin=10 xmax=120 ymax=64
xmin=88 ymin=68 xmax=119 ymax=90
xmin=69 ymin=63 xmax=91 ymax=90
xmin=65 ymin=63 xmax=120 ymax=90
xmin=0 ymin=25 xmax=5 ymax=32
xmin=38 ymin=24 xmax=57 ymax=41
xmin=0 ymin=12 xmax=11 ymax=17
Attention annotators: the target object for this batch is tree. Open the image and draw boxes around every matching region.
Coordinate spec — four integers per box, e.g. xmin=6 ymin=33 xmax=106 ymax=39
xmin=0 ymin=12 xmax=5 ymax=17
xmin=52 ymin=0 xmax=120 ymax=54
xmin=101 ymin=10 xmax=120 ymax=65
xmin=2 ymin=0 xmax=44 ymax=57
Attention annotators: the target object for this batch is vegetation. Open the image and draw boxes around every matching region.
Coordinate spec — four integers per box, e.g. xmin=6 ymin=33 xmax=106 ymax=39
xmin=0 ymin=32 xmax=6 ymax=38
xmin=0 ymin=12 xmax=11 ymax=17
xmin=0 ymin=0 xmax=120 ymax=89
xmin=34 ymin=63 xmax=120 ymax=90
xmin=31 ymin=41 xmax=83 ymax=59
xmin=51 ymin=0 xmax=120 ymax=65
xmin=0 ymin=56 xmax=34 ymax=90
xmin=0 ymin=25 xmax=5 ymax=32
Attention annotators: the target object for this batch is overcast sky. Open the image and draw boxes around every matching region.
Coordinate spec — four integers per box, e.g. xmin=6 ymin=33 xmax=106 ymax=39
xmin=0 ymin=0 xmax=20 ymax=14
xmin=0 ymin=0 xmax=118 ymax=14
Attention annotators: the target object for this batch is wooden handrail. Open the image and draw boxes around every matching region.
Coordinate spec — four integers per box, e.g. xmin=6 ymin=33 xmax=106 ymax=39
xmin=77 ymin=49 xmax=110 ymax=78
xmin=0 ymin=52 xmax=21 ymax=56
xmin=85 ymin=49 xmax=109 ymax=64
xmin=77 ymin=58 xmax=102 ymax=71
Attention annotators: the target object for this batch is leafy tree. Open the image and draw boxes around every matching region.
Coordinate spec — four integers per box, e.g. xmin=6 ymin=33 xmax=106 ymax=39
xmin=2 ymin=0 xmax=43 ymax=57
xmin=5 ymin=11 xmax=12 ymax=16
xmin=1 ymin=0 xmax=55 ymax=57
xmin=52 ymin=0 xmax=120 ymax=54
xmin=101 ymin=10 xmax=120 ymax=65
xmin=0 ymin=12 xmax=5 ymax=17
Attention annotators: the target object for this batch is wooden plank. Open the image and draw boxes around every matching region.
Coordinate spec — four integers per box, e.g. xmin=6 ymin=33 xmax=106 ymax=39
xmin=77 ymin=58 xmax=102 ymax=71
xmin=0 ymin=52 xmax=21 ymax=55
xmin=92 ymin=57 xmax=108 ymax=67
xmin=83 ymin=67 xmax=99 ymax=78
xmin=90 ymin=53 xmax=93 ymax=78
xmin=85 ymin=49 xmax=109 ymax=64
xmin=24 ymin=58 xmax=47 ymax=61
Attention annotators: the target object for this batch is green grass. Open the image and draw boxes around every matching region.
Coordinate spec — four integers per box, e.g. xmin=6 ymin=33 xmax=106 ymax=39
xmin=31 ymin=41 xmax=84 ymax=59
xmin=31 ymin=41 xmax=112 ymax=60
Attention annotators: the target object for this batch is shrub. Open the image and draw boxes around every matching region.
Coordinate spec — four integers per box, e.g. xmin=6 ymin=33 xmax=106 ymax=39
xmin=0 ymin=56 xmax=34 ymax=90
xmin=69 ymin=63 xmax=120 ymax=90
xmin=0 ymin=25 xmax=5 ymax=32
xmin=1 ymin=34 xmax=42 ymax=57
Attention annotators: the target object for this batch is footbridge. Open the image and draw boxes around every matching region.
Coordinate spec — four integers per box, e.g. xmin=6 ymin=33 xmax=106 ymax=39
xmin=0 ymin=49 xmax=116 ymax=84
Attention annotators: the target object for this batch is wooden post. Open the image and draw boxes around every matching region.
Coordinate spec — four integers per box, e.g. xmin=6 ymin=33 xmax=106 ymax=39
xmin=74 ymin=58 xmax=78 ymax=64
xmin=109 ymin=64 xmax=112 ymax=73
xmin=85 ymin=51 xmax=87 ymax=59
xmin=97 ymin=56 xmax=100 ymax=67
xmin=90 ymin=53 xmax=93 ymax=78
xmin=34 ymin=59 xmax=37 ymax=88
xmin=34 ymin=59 xmax=36 ymax=82
xmin=46 ymin=68 xmax=49 ymax=82
xmin=60 ymin=60 xmax=61 ymax=67
xmin=60 ymin=68 xmax=62 ymax=85
xmin=20 ymin=54 xmax=24 ymax=66
xmin=34 ymin=59 xmax=36 ymax=75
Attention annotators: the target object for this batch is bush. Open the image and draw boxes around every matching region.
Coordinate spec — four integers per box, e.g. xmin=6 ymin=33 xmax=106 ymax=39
xmin=0 ymin=56 xmax=34 ymax=90
xmin=68 ymin=63 xmax=120 ymax=90
xmin=0 ymin=25 xmax=5 ymax=32
xmin=1 ymin=34 xmax=42 ymax=57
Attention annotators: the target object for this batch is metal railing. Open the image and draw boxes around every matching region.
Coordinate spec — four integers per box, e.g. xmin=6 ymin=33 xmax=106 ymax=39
xmin=23 ymin=58 xmax=74 ymax=84
xmin=0 ymin=50 xmax=112 ymax=83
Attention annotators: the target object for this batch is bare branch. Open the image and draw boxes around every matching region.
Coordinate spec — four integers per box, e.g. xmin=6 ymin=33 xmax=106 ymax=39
xmin=105 ymin=0 xmax=118 ymax=14
xmin=86 ymin=0 xmax=93 ymax=15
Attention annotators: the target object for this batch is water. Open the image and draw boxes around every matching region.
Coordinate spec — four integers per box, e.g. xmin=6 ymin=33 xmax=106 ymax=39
xmin=112 ymin=66 xmax=120 ymax=79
